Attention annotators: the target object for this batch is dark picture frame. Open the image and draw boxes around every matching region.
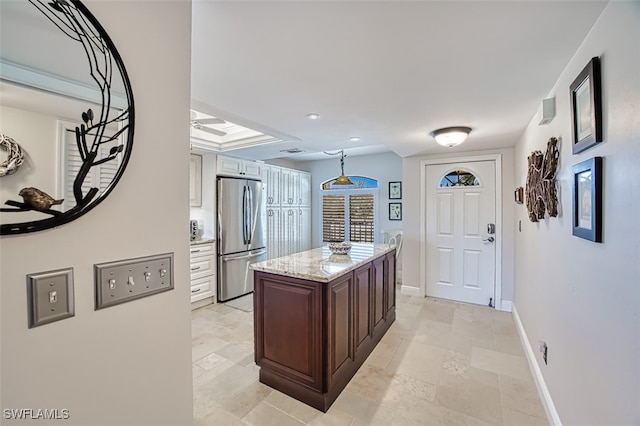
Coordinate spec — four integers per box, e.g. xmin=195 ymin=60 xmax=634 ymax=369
xmin=570 ymin=57 xmax=602 ymax=154
xmin=572 ymin=157 xmax=602 ymax=242
xmin=389 ymin=202 xmax=402 ymax=220
xmin=389 ymin=181 xmax=402 ymax=199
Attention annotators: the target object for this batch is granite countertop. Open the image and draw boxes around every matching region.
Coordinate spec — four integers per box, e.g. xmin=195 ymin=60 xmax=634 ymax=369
xmin=250 ymin=242 xmax=396 ymax=283
xmin=190 ymin=238 xmax=215 ymax=246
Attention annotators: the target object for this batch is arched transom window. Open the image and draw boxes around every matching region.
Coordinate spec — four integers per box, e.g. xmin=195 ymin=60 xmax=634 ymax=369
xmin=439 ymin=169 xmax=480 ymax=187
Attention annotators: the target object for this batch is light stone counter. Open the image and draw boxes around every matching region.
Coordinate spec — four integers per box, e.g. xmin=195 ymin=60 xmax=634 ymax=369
xmin=250 ymin=242 xmax=396 ymax=283
xmin=190 ymin=238 xmax=215 ymax=246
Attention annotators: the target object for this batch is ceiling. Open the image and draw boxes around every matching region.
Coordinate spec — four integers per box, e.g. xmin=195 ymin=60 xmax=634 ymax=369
xmin=191 ymin=1 xmax=607 ymax=162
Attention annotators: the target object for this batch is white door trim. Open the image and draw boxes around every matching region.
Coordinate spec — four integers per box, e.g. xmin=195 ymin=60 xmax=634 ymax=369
xmin=420 ymin=154 xmax=503 ymax=309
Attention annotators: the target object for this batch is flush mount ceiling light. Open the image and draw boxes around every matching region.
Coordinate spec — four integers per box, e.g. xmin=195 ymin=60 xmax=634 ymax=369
xmin=306 ymin=113 xmax=320 ymax=120
xmin=349 ymin=136 xmax=360 ymax=142
xmin=324 ymin=149 xmax=354 ymax=185
xmin=430 ymin=126 xmax=472 ymax=148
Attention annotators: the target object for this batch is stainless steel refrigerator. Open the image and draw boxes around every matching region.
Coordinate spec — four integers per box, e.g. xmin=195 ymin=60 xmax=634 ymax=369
xmin=217 ymin=177 xmax=266 ymax=302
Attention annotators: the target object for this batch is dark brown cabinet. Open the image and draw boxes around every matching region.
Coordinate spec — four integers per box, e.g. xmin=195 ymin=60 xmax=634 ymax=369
xmin=254 ymin=249 xmax=396 ymax=412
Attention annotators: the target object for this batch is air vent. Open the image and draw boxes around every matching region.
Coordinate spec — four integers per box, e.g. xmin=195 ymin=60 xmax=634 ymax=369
xmin=280 ymin=148 xmax=304 ymax=154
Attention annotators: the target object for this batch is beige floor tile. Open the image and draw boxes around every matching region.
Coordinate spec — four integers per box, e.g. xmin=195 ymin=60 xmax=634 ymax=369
xmin=218 ymin=381 xmax=274 ymax=419
xmin=331 ymin=390 xmax=380 ymax=424
xmin=499 ymin=375 xmax=547 ymax=418
xmin=418 ymin=299 xmax=457 ymax=324
xmin=392 ymin=396 xmax=495 ymax=426
xmin=380 ymin=372 xmax=437 ymax=407
xmin=363 ymin=340 xmax=398 ymax=370
xmin=493 ymin=333 xmax=526 ymax=356
xmin=385 ymin=340 xmax=444 ymax=384
xmin=192 ymin=332 xmax=231 ymax=362
xmin=502 ymin=407 xmax=549 ymax=426
xmin=195 ymin=404 xmax=243 ymax=426
xmin=470 ymin=346 xmax=532 ymax=381
xmin=310 ymin=409 xmax=355 ymax=426
xmin=436 ymin=373 xmax=504 ymax=425
xmin=242 ymin=401 xmax=306 ymax=426
xmin=192 ymin=296 xmax=548 ymax=426
xmin=194 ymin=351 xmax=228 ymax=371
xmin=264 ymin=391 xmax=323 ymax=424
xmin=345 ymin=364 xmax=395 ymax=401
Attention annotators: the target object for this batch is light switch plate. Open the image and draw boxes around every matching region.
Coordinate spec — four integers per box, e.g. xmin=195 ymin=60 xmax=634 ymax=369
xmin=27 ymin=268 xmax=75 ymax=328
xmin=94 ymin=253 xmax=174 ymax=310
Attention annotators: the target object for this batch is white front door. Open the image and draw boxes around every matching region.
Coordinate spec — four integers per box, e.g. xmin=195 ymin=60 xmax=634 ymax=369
xmin=425 ymin=160 xmax=497 ymax=306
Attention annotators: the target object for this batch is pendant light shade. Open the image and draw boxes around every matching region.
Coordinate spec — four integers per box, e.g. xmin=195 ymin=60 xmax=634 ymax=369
xmin=324 ymin=150 xmax=354 ymax=185
xmin=430 ymin=126 xmax=472 ymax=147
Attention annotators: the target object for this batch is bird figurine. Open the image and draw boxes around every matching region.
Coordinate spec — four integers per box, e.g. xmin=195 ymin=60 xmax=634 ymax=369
xmin=18 ymin=187 xmax=64 ymax=211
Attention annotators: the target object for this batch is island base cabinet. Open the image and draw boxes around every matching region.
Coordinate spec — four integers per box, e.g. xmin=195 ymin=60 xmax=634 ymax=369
xmin=253 ymin=249 xmax=396 ymax=412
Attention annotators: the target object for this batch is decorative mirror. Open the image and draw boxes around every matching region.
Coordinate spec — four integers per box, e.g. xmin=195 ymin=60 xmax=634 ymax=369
xmin=0 ymin=0 xmax=134 ymax=235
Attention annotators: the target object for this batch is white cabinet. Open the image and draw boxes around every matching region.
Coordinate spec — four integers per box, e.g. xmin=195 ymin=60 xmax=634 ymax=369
xmin=190 ymin=154 xmax=202 ymax=207
xmin=217 ymin=154 xmax=262 ymax=179
xmin=263 ymin=165 xmax=312 ymax=259
xmin=264 ymin=165 xmax=281 ymax=207
xmin=280 ymin=169 xmax=299 ymax=206
xmin=190 ymin=242 xmax=216 ymax=305
xmin=298 ymin=207 xmax=311 ymax=252
xmin=265 ymin=207 xmax=282 ymax=259
xmin=281 ymin=207 xmax=298 ymax=256
xmin=299 ymin=172 xmax=311 ymax=206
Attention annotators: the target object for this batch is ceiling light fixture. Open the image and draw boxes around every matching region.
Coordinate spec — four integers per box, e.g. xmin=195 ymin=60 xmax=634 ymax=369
xmin=324 ymin=149 xmax=354 ymax=185
xmin=306 ymin=113 xmax=320 ymax=120
xmin=349 ymin=137 xmax=360 ymax=142
xmin=430 ymin=126 xmax=472 ymax=148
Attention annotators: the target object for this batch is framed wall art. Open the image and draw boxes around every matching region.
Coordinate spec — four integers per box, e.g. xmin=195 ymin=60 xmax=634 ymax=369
xmin=570 ymin=57 xmax=602 ymax=154
xmin=572 ymin=157 xmax=602 ymax=242
xmin=389 ymin=202 xmax=402 ymax=220
xmin=389 ymin=181 xmax=402 ymax=199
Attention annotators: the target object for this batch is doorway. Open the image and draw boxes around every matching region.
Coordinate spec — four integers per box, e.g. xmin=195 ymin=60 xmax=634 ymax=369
xmin=420 ymin=155 xmax=502 ymax=307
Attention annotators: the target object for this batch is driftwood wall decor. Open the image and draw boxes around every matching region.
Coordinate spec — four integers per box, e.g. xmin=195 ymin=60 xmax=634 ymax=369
xmin=525 ymin=137 xmax=560 ymax=222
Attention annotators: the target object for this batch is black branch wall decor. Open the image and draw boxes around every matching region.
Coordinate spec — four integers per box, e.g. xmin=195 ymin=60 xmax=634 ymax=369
xmin=525 ymin=137 xmax=560 ymax=222
xmin=1 ymin=0 xmax=135 ymax=235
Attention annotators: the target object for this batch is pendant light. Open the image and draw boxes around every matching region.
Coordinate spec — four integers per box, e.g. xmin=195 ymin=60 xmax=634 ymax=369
xmin=324 ymin=150 xmax=354 ymax=185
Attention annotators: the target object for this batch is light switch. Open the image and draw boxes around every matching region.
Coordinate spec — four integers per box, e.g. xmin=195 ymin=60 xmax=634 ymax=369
xmin=27 ymin=268 xmax=75 ymax=328
xmin=94 ymin=253 xmax=174 ymax=310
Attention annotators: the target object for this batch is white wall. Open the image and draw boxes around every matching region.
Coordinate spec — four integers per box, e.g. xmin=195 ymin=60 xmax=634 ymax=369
xmin=513 ymin=2 xmax=639 ymax=424
xmin=298 ymin=151 xmax=403 ymax=248
xmin=0 ymin=2 xmax=194 ymax=425
xmin=401 ymin=148 xmax=516 ymax=305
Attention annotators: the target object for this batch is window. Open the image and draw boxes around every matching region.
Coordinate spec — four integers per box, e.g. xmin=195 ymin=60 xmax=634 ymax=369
xmin=349 ymin=194 xmax=374 ymax=242
xmin=322 ymin=176 xmax=378 ymax=243
xmin=439 ymin=169 xmax=480 ymax=187
xmin=58 ymin=120 xmax=121 ymax=211
xmin=322 ymin=195 xmax=345 ymax=242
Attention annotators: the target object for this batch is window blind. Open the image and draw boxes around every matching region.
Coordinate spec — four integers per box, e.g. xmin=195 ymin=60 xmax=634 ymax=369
xmin=322 ymin=195 xmax=345 ymax=242
xmin=60 ymin=121 xmax=120 ymax=211
xmin=349 ymin=194 xmax=374 ymax=242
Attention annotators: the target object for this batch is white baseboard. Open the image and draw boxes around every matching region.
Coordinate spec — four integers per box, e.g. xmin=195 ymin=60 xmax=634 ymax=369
xmin=500 ymin=300 xmax=513 ymax=312
xmin=400 ymin=285 xmax=421 ymax=297
xmin=512 ymin=304 xmax=562 ymax=426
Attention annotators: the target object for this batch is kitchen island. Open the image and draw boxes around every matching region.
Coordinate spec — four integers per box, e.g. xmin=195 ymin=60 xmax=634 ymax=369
xmin=250 ymin=243 xmax=397 ymax=412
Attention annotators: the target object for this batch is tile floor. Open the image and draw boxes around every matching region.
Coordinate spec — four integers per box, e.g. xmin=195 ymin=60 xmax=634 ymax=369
xmin=192 ymin=293 xmax=548 ymax=425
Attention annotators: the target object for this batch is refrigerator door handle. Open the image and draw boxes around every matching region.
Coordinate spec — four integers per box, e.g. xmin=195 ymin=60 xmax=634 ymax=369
xmin=247 ymin=185 xmax=253 ymax=245
xmin=242 ymin=185 xmax=248 ymax=245
xmin=221 ymin=249 xmax=267 ymax=262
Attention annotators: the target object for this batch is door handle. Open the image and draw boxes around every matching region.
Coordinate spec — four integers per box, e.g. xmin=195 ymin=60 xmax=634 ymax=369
xmin=482 ymin=236 xmax=495 ymax=243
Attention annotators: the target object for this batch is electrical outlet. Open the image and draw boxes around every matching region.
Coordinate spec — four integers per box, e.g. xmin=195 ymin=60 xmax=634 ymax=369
xmin=539 ymin=340 xmax=548 ymax=365
xmin=95 ymin=253 xmax=174 ymax=310
xmin=27 ymin=268 xmax=75 ymax=328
